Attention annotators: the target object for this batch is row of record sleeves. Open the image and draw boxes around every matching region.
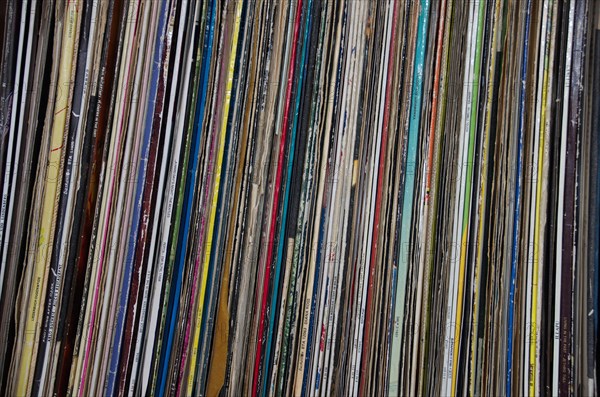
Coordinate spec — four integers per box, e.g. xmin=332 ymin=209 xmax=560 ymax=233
xmin=0 ymin=0 xmax=599 ymax=396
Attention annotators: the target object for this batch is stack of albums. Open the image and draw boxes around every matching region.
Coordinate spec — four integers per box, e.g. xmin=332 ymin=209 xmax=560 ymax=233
xmin=0 ymin=0 xmax=598 ymax=396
